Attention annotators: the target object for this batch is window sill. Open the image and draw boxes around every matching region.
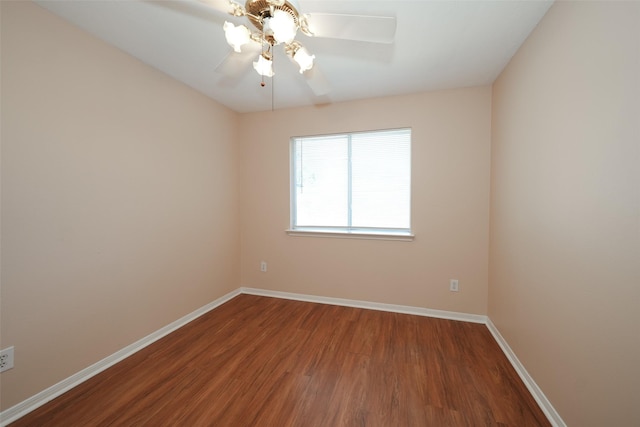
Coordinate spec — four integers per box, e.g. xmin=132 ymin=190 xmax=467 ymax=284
xmin=286 ymin=228 xmax=415 ymax=242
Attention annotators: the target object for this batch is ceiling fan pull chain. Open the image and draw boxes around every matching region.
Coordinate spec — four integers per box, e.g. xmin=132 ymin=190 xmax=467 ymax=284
xmin=260 ymin=41 xmax=266 ymax=87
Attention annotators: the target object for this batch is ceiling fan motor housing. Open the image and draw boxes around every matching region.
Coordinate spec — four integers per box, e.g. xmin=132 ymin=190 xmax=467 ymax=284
xmin=245 ymin=0 xmax=300 ymax=33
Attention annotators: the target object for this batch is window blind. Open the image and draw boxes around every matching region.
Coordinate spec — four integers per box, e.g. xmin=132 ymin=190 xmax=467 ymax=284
xmin=291 ymin=128 xmax=411 ymax=234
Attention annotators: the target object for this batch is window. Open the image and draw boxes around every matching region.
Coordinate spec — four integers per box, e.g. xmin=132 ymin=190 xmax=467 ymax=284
xmin=289 ymin=128 xmax=412 ymax=240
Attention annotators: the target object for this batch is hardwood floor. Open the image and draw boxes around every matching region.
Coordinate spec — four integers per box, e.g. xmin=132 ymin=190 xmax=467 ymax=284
xmin=11 ymin=294 xmax=550 ymax=426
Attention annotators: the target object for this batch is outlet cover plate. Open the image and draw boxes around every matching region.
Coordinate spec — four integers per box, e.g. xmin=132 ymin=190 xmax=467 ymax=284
xmin=0 ymin=346 xmax=14 ymax=372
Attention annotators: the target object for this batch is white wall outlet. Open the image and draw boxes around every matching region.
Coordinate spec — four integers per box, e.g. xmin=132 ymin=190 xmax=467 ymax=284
xmin=449 ymin=279 xmax=459 ymax=292
xmin=260 ymin=261 xmax=267 ymax=272
xmin=0 ymin=347 xmax=14 ymax=373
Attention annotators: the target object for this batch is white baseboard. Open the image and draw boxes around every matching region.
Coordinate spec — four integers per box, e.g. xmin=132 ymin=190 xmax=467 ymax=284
xmin=485 ymin=318 xmax=566 ymax=427
xmin=0 ymin=288 xmax=241 ymax=426
xmin=240 ymin=287 xmax=488 ymax=324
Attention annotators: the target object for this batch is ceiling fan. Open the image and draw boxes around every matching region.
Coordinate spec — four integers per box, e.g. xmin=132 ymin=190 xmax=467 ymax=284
xmin=200 ymin=0 xmax=397 ymax=96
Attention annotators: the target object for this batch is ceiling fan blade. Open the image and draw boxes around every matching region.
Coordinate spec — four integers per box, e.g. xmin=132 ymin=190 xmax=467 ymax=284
xmin=197 ymin=0 xmax=244 ymax=16
xmin=302 ymin=65 xmax=331 ymax=97
xmin=215 ymin=44 xmax=261 ymax=77
xmin=304 ymin=13 xmax=396 ymax=44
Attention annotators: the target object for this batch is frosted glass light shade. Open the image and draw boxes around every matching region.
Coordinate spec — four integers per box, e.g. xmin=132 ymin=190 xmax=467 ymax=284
xmin=293 ymin=47 xmax=315 ymax=73
xmin=223 ymin=21 xmax=251 ymax=52
xmin=268 ymin=10 xmax=297 ymax=44
xmin=253 ymin=54 xmax=275 ymax=77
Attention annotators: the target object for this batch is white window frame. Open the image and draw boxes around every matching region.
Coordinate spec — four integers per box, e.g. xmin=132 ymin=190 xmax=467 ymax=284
xmin=287 ymin=128 xmax=414 ymax=241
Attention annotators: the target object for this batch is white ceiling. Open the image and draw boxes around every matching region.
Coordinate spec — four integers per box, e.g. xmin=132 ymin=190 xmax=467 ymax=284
xmin=35 ymin=0 xmax=553 ymax=113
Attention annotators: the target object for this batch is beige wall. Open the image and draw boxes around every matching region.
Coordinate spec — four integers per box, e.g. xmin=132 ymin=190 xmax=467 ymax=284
xmin=490 ymin=1 xmax=640 ymax=426
xmin=0 ymin=1 xmax=240 ymax=409
xmin=240 ymin=88 xmax=491 ymax=315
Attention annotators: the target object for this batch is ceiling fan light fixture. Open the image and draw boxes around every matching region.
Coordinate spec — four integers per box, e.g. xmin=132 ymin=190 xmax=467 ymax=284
xmin=293 ymin=46 xmax=314 ymax=73
xmin=267 ymin=9 xmax=297 ymax=45
xmin=253 ymin=53 xmax=275 ymax=77
xmin=223 ymin=21 xmax=251 ymax=52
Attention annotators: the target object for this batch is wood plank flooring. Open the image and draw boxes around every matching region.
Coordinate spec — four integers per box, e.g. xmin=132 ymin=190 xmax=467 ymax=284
xmin=10 ymin=294 xmax=550 ymax=426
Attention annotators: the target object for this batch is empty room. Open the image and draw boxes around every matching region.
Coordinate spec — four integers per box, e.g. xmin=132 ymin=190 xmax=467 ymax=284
xmin=1 ymin=1 xmax=638 ymax=426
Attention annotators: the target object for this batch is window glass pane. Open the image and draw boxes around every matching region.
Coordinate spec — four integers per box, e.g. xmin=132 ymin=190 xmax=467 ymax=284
xmin=294 ymin=135 xmax=349 ymax=227
xmin=351 ymin=129 xmax=411 ymax=228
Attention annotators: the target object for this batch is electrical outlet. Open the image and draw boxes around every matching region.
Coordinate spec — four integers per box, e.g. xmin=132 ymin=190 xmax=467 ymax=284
xmin=260 ymin=261 xmax=267 ymax=272
xmin=0 ymin=347 xmax=14 ymax=373
xmin=449 ymin=279 xmax=459 ymax=292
